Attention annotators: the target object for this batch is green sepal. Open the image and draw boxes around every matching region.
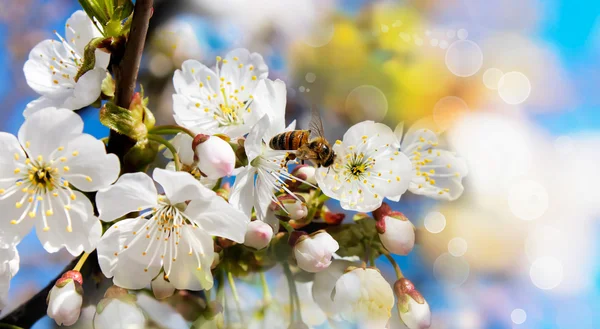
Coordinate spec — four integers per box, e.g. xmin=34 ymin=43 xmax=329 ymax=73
xmin=74 ymin=37 xmax=107 ymax=82
xmin=100 ymin=102 xmax=143 ymax=139
xmin=78 ymin=0 xmax=110 ymax=27
xmin=104 ymin=1 xmax=134 ymax=37
xmin=123 ymin=139 xmax=159 ymax=171
xmin=101 ymin=73 xmax=115 ymax=98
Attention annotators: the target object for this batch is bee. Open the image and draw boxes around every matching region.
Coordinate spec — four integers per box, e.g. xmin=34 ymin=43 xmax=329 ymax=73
xmin=269 ymin=108 xmax=336 ymax=167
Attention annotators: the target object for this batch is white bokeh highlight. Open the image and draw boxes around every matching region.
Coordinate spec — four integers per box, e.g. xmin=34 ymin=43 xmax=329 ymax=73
xmin=508 ymin=179 xmax=549 ymax=221
xmin=483 ymin=68 xmax=504 ymax=90
xmin=511 ymin=309 xmax=527 ymax=324
xmin=498 ymin=71 xmax=531 ymax=104
xmin=445 ymin=40 xmax=483 ymax=77
xmin=425 ymin=212 xmax=447 ymax=234
xmin=530 ymin=256 xmax=563 ymax=290
xmin=448 ymin=237 xmax=468 ymax=257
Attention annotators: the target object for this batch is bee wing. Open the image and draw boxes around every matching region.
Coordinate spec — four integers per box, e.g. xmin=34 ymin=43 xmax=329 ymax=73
xmin=308 ymin=106 xmax=326 ymax=139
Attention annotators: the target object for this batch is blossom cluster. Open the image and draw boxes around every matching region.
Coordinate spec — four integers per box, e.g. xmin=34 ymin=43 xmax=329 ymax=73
xmin=0 ymin=7 xmax=467 ymax=329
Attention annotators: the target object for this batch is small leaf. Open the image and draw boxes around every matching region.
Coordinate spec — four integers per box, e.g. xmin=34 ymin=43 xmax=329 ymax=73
xmin=100 ymin=102 xmax=140 ymax=138
xmin=74 ymin=37 xmax=107 ymax=82
xmin=101 ymin=73 xmax=115 ymax=98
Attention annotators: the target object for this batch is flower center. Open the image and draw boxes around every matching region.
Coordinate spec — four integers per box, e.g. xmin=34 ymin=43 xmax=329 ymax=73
xmin=344 ymin=152 xmax=375 ymax=180
xmin=28 ymin=164 xmax=58 ymax=191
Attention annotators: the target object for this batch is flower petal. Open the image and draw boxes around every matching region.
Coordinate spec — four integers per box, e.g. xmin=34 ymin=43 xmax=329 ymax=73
xmin=36 ymin=191 xmax=101 ymax=255
xmin=136 ymin=294 xmax=188 ymax=329
xmin=253 ymin=79 xmax=287 ymax=140
xmin=168 ymin=226 xmax=214 ymax=290
xmin=23 ymin=96 xmax=63 ymax=117
xmin=97 ymin=218 xmax=162 ymax=290
xmin=0 ymin=191 xmax=37 ymax=248
xmin=153 ymin=168 xmax=213 ymax=204
xmin=62 ymin=67 xmax=106 ymax=110
xmin=165 ymin=133 xmax=194 ymax=166
xmin=0 ymin=133 xmax=25 ymax=182
xmin=65 ymin=10 xmax=110 ymax=68
xmin=185 ymin=195 xmax=250 ymax=243
xmin=343 ymin=121 xmax=397 ymax=148
xmin=96 ymin=173 xmax=158 ymax=222
xmin=62 ymin=134 xmax=119 ymax=191
xmin=246 ymin=115 xmax=270 ymax=162
xmin=18 ymin=107 xmax=83 ymax=159
xmin=23 ymin=40 xmax=75 ymax=97
xmin=229 ymin=167 xmax=256 ymax=218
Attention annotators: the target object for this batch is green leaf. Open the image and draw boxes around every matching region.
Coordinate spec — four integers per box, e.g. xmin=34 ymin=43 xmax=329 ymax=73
xmin=100 ymin=102 xmax=146 ymax=139
xmin=78 ymin=0 xmax=110 ymax=26
xmin=74 ymin=37 xmax=107 ymax=82
xmin=100 ymin=73 xmax=115 ymax=98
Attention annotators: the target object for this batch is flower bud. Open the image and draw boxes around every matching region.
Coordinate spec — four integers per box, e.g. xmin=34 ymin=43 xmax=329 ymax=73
xmin=293 ymin=231 xmax=339 ymax=273
xmin=374 ymin=203 xmax=415 ymax=255
xmin=273 ymin=195 xmax=309 ymax=226
xmin=244 ymin=220 xmax=274 ymax=250
xmin=394 ymin=278 xmax=431 ymax=329
xmin=47 ymin=270 xmax=84 ymax=326
xmin=94 ymin=286 xmax=146 ymax=329
xmin=192 ymin=134 xmax=236 ymax=179
xmin=152 ymin=275 xmax=175 ymax=300
xmin=289 ymin=165 xmax=317 ymax=191
xmin=321 ymin=205 xmax=345 ymax=225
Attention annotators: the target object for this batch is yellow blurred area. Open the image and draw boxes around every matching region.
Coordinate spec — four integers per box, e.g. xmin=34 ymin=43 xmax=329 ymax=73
xmin=290 ymin=2 xmax=488 ymax=126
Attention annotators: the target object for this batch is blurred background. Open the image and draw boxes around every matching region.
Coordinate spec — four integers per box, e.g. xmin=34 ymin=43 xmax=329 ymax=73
xmin=1 ymin=0 xmax=600 ymax=328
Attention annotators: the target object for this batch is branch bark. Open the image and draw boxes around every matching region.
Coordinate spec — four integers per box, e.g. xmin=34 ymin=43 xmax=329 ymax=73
xmin=107 ymin=0 xmax=154 ymax=173
xmin=0 ymin=1 xmax=154 ymax=327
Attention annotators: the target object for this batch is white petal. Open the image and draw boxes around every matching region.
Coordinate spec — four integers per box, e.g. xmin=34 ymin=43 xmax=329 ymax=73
xmin=23 ymin=40 xmax=75 ymax=97
xmin=333 ymin=270 xmax=362 ymax=306
xmin=94 ymin=298 xmax=146 ymax=329
xmin=185 ymin=195 xmax=250 ymax=243
xmin=0 ymin=133 xmax=25 ymax=181
xmin=153 ymin=168 xmax=213 ymax=204
xmin=62 ymin=67 xmax=106 ymax=109
xmin=36 ymin=191 xmax=101 ymax=255
xmin=24 ymin=96 xmax=63 ymax=117
xmin=65 ymin=10 xmax=109 ymax=68
xmin=151 ymin=275 xmax=175 ymax=300
xmin=18 ymin=107 xmax=83 ymax=159
xmin=96 ymin=173 xmax=158 ymax=222
xmin=394 ymin=121 xmax=404 ymax=146
xmin=371 ymin=150 xmax=412 ymax=199
xmin=62 ymin=134 xmax=119 ymax=191
xmin=254 ymin=170 xmax=275 ymax=221
xmin=136 ymin=293 xmax=188 ymax=329
xmin=245 ymin=115 xmax=269 ymax=162
xmin=221 ymin=48 xmax=268 ymax=97
xmin=165 ymin=133 xmax=194 ymax=165
xmin=168 ymin=226 xmax=214 ymax=290
xmin=97 ymin=218 xmax=162 ymax=289
xmin=0 ymin=191 xmax=37 ymax=247
xmin=253 ymin=79 xmax=287 ymax=140
xmin=343 ymin=121 xmax=397 ymax=148
xmin=229 ymin=167 xmax=256 ymax=218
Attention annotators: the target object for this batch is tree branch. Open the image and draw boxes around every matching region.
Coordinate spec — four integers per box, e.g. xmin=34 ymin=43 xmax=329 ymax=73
xmin=0 ymin=1 xmax=154 ymax=327
xmin=107 ymin=0 xmax=154 ymax=173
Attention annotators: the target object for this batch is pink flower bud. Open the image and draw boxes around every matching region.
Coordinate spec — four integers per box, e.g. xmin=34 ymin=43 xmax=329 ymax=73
xmin=273 ymin=195 xmax=309 ymax=224
xmin=395 ymin=278 xmax=431 ymax=329
xmin=47 ymin=270 xmax=83 ymax=326
xmin=293 ymin=231 xmax=339 ymax=273
xmin=379 ymin=213 xmax=415 ymax=255
xmin=244 ymin=220 xmax=274 ymax=250
xmin=193 ymin=134 xmax=236 ymax=179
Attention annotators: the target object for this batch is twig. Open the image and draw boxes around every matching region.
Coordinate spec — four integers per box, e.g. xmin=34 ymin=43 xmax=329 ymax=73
xmin=107 ymin=0 xmax=154 ymax=173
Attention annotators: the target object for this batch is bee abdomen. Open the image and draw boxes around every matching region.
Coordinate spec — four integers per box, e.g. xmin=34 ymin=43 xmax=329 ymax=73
xmin=269 ymin=130 xmax=310 ymax=150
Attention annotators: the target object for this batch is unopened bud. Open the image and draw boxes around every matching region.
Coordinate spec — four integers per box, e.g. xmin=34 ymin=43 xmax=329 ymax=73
xmin=289 ymin=165 xmax=317 ymax=191
xmin=273 ymin=195 xmax=308 ymax=222
xmin=394 ymin=278 xmax=431 ymax=329
xmin=47 ymin=270 xmax=84 ymax=326
xmin=373 ymin=203 xmax=415 ymax=255
xmin=94 ymin=286 xmax=145 ymax=329
xmin=244 ymin=220 xmax=274 ymax=250
xmin=192 ymin=134 xmax=236 ymax=179
xmin=293 ymin=230 xmax=339 ymax=273
xmin=152 ymin=275 xmax=175 ymax=300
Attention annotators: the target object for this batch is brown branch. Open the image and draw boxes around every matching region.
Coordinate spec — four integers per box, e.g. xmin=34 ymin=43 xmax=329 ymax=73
xmin=107 ymin=0 xmax=154 ymax=173
xmin=0 ymin=2 xmax=154 ymax=327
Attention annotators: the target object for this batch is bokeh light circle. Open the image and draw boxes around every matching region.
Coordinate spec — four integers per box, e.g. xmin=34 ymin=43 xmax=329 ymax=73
xmin=439 ymin=40 xmax=449 ymax=49
xmin=433 ymin=253 xmax=470 ymax=287
xmin=299 ymin=86 xmax=306 ymax=92
xmin=430 ymin=39 xmax=439 ymax=47
xmin=497 ymin=71 xmax=531 ymax=104
xmin=305 ymin=72 xmax=316 ymax=83
xmin=482 ymin=68 xmax=504 ymax=90
xmin=445 ymin=40 xmax=483 ymax=77
xmin=511 ymin=309 xmax=527 ymax=324
xmin=448 ymin=237 xmax=468 ymax=257
xmin=508 ymin=179 xmax=549 ymax=221
xmin=530 ymin=256 xmax=563 ymax=290
xmin=424 ymin=211 xmax=446 ymax=233
xmin=433 ymin=96 xmax=470 ymax=132
xmin=345 ymin=85 xmax=388 ymax=121
xmin=303 ymin=22 xmax=335 ymax=47
xmin=457 ymin=29 xmax=469 ymax=40
xmin=447 ymin=30 xmax=456 ymax=38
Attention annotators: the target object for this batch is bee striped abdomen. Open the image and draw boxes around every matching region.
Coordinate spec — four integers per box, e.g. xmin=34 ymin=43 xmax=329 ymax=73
xmin=269 ymin=130 xmax=310 ymax=150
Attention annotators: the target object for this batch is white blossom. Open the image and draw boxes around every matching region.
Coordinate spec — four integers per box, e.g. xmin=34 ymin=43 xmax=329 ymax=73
xmin=379 ymin=213 xmax=415 ymax=256
xmin=193 ymin=135 xmax=236 ymax=179
xmin=294 ymin=231 xmax=339 ymax=273
xmin=395 ymin=278 xmax=431 ymax=329
xmin=333 ymin=267 xmax=394 ymax=328
xmin=0 ymin=107 xmax=119 ymax=254
xmin=395 ymin=123 xmax=468 ymax=201
xmin=94 ymin=287 xmax=146 ymax=329
xmin=96 ymin=168 xmax=249 ymax=291
xmin=230 ymin=79 xmax=301 ymax=221
xmin=164 ymin=133 xmax=219 ymax=189
xmin=0 ymin=246 xmax=19 ymax=310
xmin=316 ymin=121 xmax=412 ymax=212
xmin=244 ymin=220 xmax=274 ymax=250
xmin=23 ymin=10 xmax=110 ymax=116
xmin=47 ymin=271 xmax=83 ymax=326
xmin=172 ymin=48 xmax=269 ymax=138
